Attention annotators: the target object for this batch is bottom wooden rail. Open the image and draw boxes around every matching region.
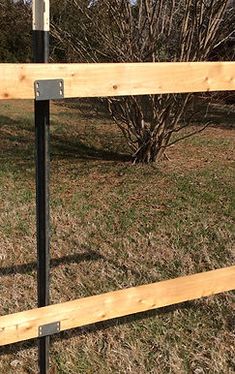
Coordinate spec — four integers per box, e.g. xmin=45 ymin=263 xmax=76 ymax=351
xmin=0 ymin=265 xmax=235 ymax=346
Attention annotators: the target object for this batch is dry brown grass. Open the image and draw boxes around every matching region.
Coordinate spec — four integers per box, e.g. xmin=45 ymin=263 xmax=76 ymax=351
xmin=0 ymin=99 xmax=234 ymax=373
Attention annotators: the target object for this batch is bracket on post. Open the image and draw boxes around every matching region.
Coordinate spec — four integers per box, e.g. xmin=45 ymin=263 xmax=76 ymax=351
xmin=34 ymin=79 xmax=64 ymax=101
xmin=38 ymin=321 xmax=61 ymax=338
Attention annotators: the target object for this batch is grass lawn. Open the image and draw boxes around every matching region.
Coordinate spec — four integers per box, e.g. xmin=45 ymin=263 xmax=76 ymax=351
xmin=0 ymin=99 xmax=234 ymax=373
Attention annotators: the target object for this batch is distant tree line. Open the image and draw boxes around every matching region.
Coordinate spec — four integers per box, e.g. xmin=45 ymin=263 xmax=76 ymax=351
xmin=2 ymin=1 xmax=233 ymax=63
xmin=0 ymin=0 xmax=31 ymax=62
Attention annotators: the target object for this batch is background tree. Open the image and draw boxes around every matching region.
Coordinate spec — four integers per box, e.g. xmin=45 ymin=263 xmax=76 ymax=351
xmin=0 ymin=0 xmax=31 ymax=62
xmin=52 ymin=0 xmax=234 ymax=163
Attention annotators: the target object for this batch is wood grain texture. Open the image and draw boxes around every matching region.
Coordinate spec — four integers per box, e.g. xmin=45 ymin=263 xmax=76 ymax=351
xmin=0 ymin=266 xmax=234 ymax=346
xmin=0 ymin=62 xmax=234 ymax=100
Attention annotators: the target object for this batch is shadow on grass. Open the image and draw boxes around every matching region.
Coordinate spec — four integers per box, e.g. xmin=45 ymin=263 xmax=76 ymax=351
xmin=189 ymin=101 xmax=235 ymax=129
xmin=0 ymin=115 xmax=17 ymax=127
xmin=0 ymin=114 xmax=130 ymax=168
xmin=0 ymin=247 xmax=150 ymax=282
xmin=56 ymin=98 xmax=111 ymax=121
xmin=2 ymin=101 xmax=235 ymax=169
xmin=51 ymin=134 xmax=130 ymax=162
xmin=0 ymin=251 xmax=102 ymax=277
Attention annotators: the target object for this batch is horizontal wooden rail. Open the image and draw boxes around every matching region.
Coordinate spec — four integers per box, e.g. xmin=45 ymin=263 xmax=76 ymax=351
xmin=0 ymin=62 xmax=234 ymax=100
xmin=0 ymin=265 xmax=234 ymax=346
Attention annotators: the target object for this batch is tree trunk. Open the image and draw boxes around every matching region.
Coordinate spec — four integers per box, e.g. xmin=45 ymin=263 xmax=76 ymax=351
xmin=133 ymin=133 xmax=168 ymax=164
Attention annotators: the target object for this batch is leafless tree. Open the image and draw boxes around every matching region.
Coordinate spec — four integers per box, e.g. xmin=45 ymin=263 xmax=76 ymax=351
xmin=52 ymin=0 xmax=233 ymax=163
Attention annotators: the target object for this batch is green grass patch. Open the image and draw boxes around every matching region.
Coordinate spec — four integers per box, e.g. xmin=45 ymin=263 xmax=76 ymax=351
xmin=0 ymin=100 xmax=234 ymax=374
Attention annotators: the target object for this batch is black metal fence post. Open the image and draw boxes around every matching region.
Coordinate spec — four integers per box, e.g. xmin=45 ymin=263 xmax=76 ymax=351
xmin=33 ymin=1 xmax=50 ymax=373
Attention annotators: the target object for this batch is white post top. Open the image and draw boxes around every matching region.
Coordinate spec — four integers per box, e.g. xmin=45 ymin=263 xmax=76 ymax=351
xmin=32 ymin=0 xmax=50 ymax=31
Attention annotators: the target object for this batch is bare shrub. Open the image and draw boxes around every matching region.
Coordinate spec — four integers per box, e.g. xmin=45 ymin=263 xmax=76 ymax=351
xmin=52 ymin=0 xmax=234 ymax=163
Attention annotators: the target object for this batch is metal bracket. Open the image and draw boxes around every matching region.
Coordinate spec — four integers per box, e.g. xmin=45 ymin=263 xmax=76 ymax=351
xmin=34 ymin=79 xmax=64 ymax=101
xmin=38 ymin=321 xmax=61 ymax=338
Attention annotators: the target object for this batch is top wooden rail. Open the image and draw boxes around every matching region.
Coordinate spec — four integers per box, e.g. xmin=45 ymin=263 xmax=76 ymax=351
xmin=0 ymin=62 xmax=234 ymax=100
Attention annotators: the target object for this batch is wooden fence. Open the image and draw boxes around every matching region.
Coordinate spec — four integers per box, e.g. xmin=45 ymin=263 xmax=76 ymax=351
xmin=0 ymin=265 xmax=235 ymax=346
xmin=0 ymin=62 xmax=235 ymax=100
xmin=0 ymin=61 xmax=235 ymax=364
